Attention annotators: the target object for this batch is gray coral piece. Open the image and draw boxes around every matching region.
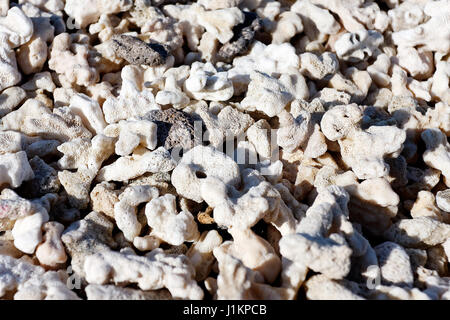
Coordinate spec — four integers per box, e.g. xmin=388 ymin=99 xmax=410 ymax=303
xmin=217 ymin=11 xmax=262 ymax=62
xmin=111 ymin=35 xmax=168 ymax=66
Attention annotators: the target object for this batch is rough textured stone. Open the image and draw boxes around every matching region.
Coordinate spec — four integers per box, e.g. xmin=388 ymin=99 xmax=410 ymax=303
xmin=111 ymin=35 xmax=168 ymax=66
xmin=217 ymin=11 xmax=262 ymax=62
xmin=141 ymin=108 xmax=199 ymax=151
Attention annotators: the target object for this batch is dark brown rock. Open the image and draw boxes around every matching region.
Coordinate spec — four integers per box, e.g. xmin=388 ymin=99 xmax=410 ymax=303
xmin=140 ymin=108 xmax=202 ymax=151
xmin=111 ymin=35 xmax=168 ymax=66
xmin=217 ymin=11 xmax=262 ymax=62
